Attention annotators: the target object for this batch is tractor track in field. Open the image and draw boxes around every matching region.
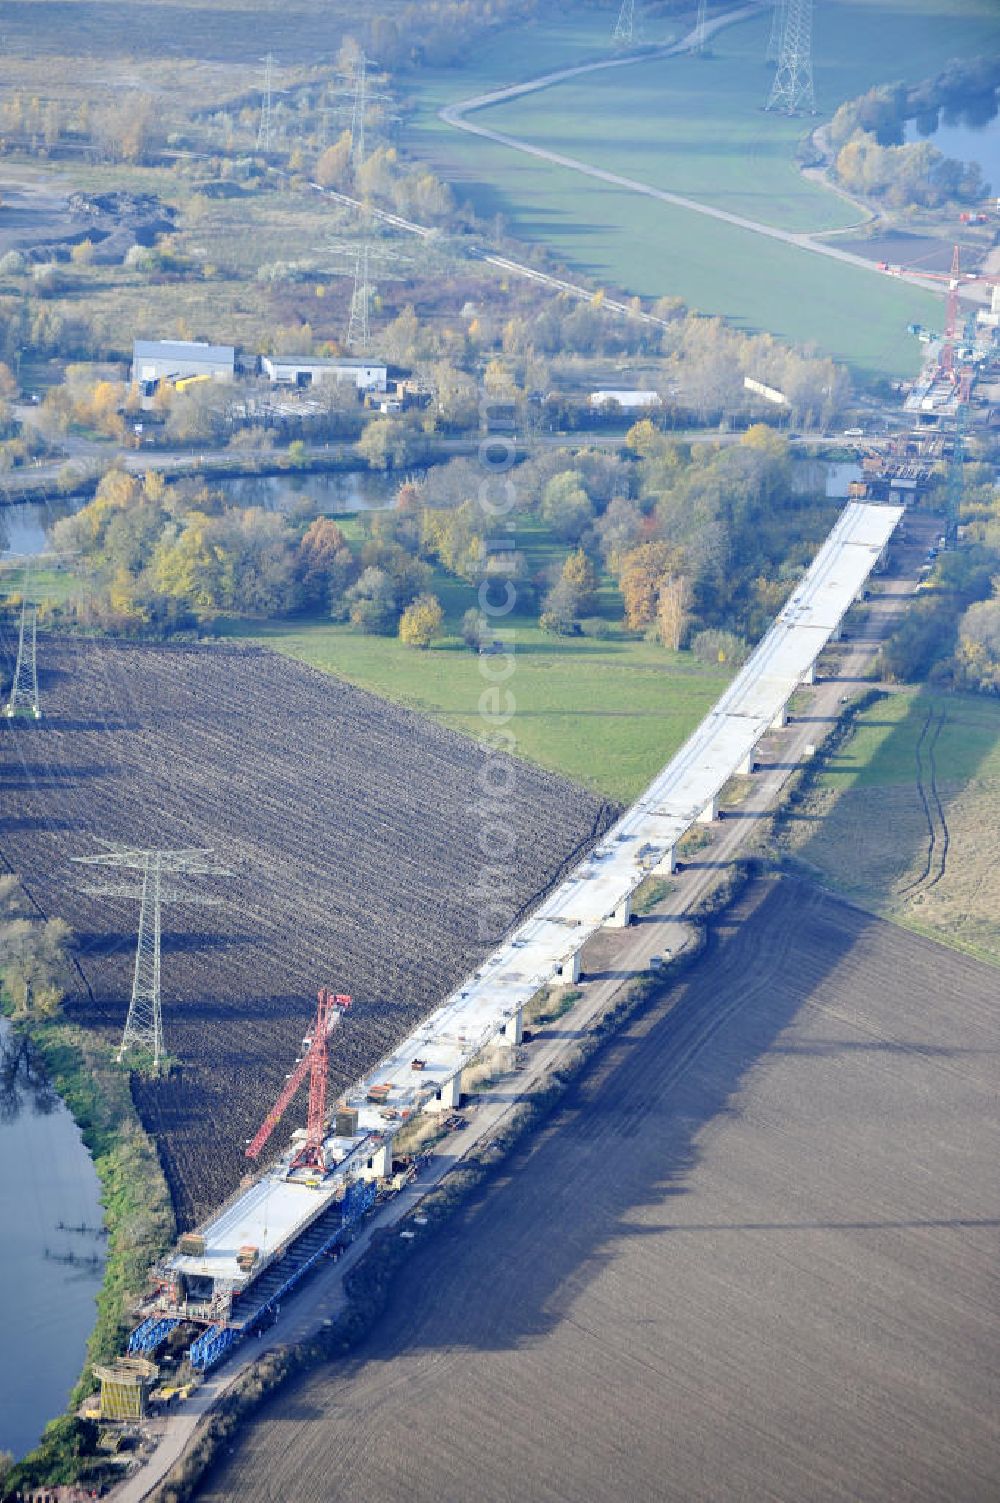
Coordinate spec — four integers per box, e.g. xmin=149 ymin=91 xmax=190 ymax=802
xmin=898 ymin=707 xmax=949 ymax=896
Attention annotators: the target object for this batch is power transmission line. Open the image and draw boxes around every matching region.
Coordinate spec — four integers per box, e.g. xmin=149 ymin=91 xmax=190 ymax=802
xmin=766 ymin=0 xmax=815 ymax=115
xmin=73 ymin=845 xmax=231 ymax=1071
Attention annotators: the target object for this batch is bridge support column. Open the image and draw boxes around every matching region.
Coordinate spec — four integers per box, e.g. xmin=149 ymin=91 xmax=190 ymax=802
xmin=770 ymin=706 xmax=788 ymax=730
xmin=698 ymin=796 xmax=717 ymax=824
xmin=801 ymin=662 xmax=816 ymax=686
xmin=558 ymin=949 xmax=582 ymax=985
xmin=498 ymin=1006 xmax=523 ymax=1046
xmin=428 ymin=1073 xmax=461 ymax=1113
xmin=655 ymin=846 xmax=675 ymax=876
xmin=737 ymin=751 xmax=757 ymax=776
xmin=361 ymin=1141 xmax=392 ymax=1179
xmin=605 ymin=895 xmax=632 ymax=929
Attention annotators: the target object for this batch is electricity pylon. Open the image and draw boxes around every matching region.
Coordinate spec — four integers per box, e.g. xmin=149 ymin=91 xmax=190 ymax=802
xmin=351 ymin=50 xmax=368 ymax=175
xmin=613 ymin=0 xmax=637 ymax=44
xmin=765 ymin=0 xmax=786 ymax=61
xmin=326 ymin=234 xmax=410 ymax=353
xmin=692 ymin=0 xmax=709 ymax=53
xmin=766 ymin=0 xmax=815 ymax=115
xmin=5 ymin=595 xmax=40 ymax=719
xmin=321 ymin=53 xmax=391 ymax=166
xmin=73 ymin=845 xmax=230 ymax=1071
xmin=257 ymin=52 xmax=274 ymax=151
xmin=347 ymin=241 xmax=372 ymax=351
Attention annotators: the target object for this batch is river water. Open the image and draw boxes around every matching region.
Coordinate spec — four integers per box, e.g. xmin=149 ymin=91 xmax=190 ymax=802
xmin=903 ymin=112 xmax=1000 ymax=195
xmin=0 ymin=467 xmax=407 ymax=561
xmin=0 ymin=1017 xmax=106 ymax=1459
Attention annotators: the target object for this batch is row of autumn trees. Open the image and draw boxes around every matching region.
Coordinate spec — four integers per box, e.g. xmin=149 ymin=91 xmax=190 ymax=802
xmin=397 ymin=421 xmax=834 ymax=651
xmin=49 ymin=415 xmax=823 ymax=659
xmin=827 ymin=57 xmax=999 ymax=209
xmin=880 ymin=464 xmax=1000 ymax=694
xmin=48 ymin=470 xmax=444 ymax=641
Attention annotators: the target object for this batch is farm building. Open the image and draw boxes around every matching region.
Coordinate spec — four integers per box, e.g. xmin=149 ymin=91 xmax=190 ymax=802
xmin=132 ymin=339 xmax=236 ymax=388
xmin=589 ymin=388 xmax=661 ymax=410
xmin=259 ymin=355 xmax=388 ymax=392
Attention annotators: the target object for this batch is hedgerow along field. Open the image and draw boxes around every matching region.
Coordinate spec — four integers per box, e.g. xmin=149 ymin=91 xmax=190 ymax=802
xmin=410 ymin=0 xmax=998 ymax=379
xmin=0 ymin=630 xmax=618 ymax=1227
xmin=783 ymin=687 xmax=1000 ymax=966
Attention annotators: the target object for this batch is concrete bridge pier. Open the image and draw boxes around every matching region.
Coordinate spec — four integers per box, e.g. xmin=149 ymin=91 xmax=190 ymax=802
xmin=655 ymin=846 xmax=676 ymax=876
xmin=497 ymin=1006 xmax=523 ymax=1046
xmin=698 ymin=796 xmax=717 ymax=824
xmin=361 ymin=1140 xmax=392 ymax=1179
xmin=801 ymin=662 xmax=817 ymax=685
xmin=428 ymin=1073 xmax=462 ymax=1112
xmin=737 ymin=751 xmax=757 ymax=776
xmin=605 ymin=895 xmax=632 ymax=929
xmin=558 ymin=949 xmax=582 ymax=985
xmin=770 ymin=706 xmax=788 ymax=730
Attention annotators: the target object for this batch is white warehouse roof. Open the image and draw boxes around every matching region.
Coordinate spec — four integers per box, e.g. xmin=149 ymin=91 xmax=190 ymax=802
xmin=589 ymin=389 xmax=661 ymax=407
xmin=133 ymin=339 xmax=235 ymax=367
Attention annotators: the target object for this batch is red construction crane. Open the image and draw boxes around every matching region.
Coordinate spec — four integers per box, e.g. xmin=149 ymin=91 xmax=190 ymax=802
xmin=246 ymin=989 xmax=352 ymax=1173
xmin=880 ymin=243 xmax=1000 ymax=379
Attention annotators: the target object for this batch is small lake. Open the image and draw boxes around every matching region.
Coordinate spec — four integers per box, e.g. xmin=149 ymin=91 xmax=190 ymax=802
xmin=0 ymin=1017 xmax=106 ymax=1460
xmin=904 ymin=112 xmax=1000 ymax=194
xmin=0 ymin=467 xmax=407 ymax=560
xmin=213 ymin=467 xmax=412 ymax=515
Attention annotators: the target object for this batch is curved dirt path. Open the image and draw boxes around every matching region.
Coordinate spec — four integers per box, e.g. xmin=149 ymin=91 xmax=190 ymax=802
xmin=439 ymin=6 xmax=935 ymax=293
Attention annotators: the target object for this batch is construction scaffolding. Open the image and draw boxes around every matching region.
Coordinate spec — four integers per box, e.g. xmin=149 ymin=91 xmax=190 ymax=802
xmin=93 ymin=1357 xmax=158 ymax=1422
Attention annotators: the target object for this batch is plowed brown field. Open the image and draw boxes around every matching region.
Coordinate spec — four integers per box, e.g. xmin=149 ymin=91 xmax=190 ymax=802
xmin=198 ymin=877 xmax=1000 ymax=1503
xmin=0 ymin=632 xmax=616 ymax=1226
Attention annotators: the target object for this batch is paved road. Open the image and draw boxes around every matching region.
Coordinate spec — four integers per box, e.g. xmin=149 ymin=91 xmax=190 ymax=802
xmin=106 ymin=511 xmax=933 ymax=1503
xmin=438 ymin=8 xmax=941 ymax=296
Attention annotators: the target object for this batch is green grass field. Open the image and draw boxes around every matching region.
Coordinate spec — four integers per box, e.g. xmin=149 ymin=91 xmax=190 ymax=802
xmin=408 ymin=0 xmax=999 ymax=380
xmin=786 ymin=688 xmax=1000 ymax=964
xmin=225 ymin=611 xmax=730 ymax=804
xmin=818 ymin=688 xmax=1000 ymax=791
xmin=225 ymin=505 xmax=731 ymax=805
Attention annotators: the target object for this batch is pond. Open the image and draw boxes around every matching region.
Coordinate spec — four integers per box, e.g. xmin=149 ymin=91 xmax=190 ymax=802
xmin=0 ymin=467 xmax=408 ymax=561
xmin=904 ymin=111 xmax=1000 ymax=194
xmin=0 ymin=1017 xmax=106 ymax=1460
xmin=213 ymin=467 xmax=412 ymax=514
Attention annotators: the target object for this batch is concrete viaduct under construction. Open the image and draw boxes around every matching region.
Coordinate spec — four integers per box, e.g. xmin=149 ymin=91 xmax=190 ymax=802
xmin=130 ymin=500 xmax=903 ymax=1375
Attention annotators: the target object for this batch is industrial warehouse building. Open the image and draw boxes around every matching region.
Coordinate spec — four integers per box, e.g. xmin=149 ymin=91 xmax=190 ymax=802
xmin=131 ymin=339 xmax=236 ymax=388
xmin=588 ymin=388 xmax=661 ymax=410
xmin=259 ymin=354 xmax=388 ymax=392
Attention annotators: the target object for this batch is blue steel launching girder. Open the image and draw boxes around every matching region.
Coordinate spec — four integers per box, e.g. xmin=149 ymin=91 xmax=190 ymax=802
xmin=128 ymin=1316 xmax=180 ymax=1355
xmin=341 ymin=1179 xmax=376 ymax=1228
xmin=182 ymin=1180 xmax=379 ymax=1371
xmin=188 ymin=1323 xmax=240 ymax=1372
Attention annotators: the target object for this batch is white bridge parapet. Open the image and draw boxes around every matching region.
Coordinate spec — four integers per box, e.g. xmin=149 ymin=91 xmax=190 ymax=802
xmin=163 ymin=503 xmax=902 ymax=1301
